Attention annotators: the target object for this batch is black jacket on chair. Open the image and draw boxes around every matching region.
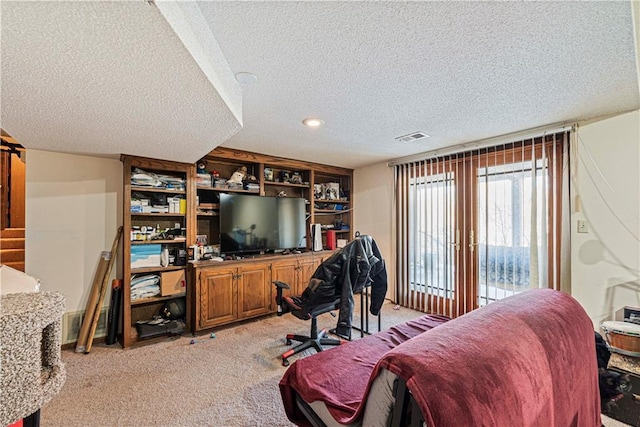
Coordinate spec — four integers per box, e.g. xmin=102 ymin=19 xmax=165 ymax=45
xmin=299 ymin=235 xmax=387 ymax=338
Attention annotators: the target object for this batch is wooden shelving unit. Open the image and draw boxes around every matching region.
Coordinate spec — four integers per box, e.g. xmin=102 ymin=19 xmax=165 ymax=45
xmin=120 ymin=148 xmax=352 ymax=348
xmin=121 ymin=155 xmax=195 ymax=348
xmin=199 ymin=147 xmax=353 ymax=249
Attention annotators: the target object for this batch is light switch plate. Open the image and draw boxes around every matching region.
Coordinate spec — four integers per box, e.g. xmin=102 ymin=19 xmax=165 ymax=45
xmin=577 ymin=220 xmax=589 ymax=233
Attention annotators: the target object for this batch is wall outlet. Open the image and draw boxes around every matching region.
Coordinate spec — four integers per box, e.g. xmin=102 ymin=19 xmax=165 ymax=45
xmin=577 ymin=219 xmax=589 ymax=233
xmin=62 ymin=307 xmax=108 ymax=344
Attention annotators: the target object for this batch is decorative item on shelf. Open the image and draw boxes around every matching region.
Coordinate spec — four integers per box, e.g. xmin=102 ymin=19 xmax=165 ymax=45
xmin=289 ymin=172 xmax=303 ymax=184
xmin=196 ymin=161 xmax=208 ymax=175
xmin=227 ymin=166 xmax=247 ymax=185
xmin=325 ymin=182 xmax=340 ymax=200
xmin=281 ymin=170 xmax=291 ymax=183
xmin=276 ymin=190 xmax=287 ymax=198
xmin=242 ymin=172 xmax=259 ymax=192
xmin=314 ymin=184 xmax=323 ymax=200
xmin=264 ymin=167 xmax=274 ymax=182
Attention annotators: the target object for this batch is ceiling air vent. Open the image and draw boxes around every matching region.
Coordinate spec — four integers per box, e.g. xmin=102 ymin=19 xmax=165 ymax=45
xmin=395 ymin=131 xmax=430 ymax=143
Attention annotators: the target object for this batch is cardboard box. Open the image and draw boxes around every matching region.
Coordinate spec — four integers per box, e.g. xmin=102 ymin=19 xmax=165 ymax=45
xmin=161 ymin=270 xmax=186 ymax=296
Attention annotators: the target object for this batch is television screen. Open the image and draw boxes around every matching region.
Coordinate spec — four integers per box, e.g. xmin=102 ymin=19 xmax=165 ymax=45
xmin=219 ymin=194 xmax=307 ymax=254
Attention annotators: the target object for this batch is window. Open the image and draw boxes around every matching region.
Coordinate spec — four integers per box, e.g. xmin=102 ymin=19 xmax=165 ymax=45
xmin=395 ymin=133 xmax=569 ymax=317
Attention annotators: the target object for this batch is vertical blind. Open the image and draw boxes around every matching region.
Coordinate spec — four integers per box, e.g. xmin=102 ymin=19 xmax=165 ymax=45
xmin=394 ymin=132 xmax=570 ymax=317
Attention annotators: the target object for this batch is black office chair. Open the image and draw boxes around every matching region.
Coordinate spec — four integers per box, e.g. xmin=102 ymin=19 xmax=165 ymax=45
xmin=274 ymin=235 xmax=387 ymax=366
xmin=274 ymin=280 xmax=343 ymax=366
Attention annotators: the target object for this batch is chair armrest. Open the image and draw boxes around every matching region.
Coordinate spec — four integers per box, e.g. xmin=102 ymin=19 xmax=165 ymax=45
xmin=274 ymin=281 xmax=290 ymax=290
xmin=273 ymin=281 xmax=291 ymax=316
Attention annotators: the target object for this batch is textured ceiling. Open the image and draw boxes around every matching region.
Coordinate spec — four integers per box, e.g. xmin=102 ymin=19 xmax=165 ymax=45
xmin=199 ymin=1 xmax=639 ymax=168
xmin=1 ymin=1 xmax=241 ymax=164
xmin=1 ymin=1 xmax=639 ymax=169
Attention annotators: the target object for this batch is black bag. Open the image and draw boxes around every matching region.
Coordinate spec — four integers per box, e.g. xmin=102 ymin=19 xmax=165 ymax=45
xmin=161 ymin=297 xmax=186 ymax=320
xmin=595 ymin=331 xmax=610 ymax=369
xmin=136 ymin=319 xmax=185 ymax=340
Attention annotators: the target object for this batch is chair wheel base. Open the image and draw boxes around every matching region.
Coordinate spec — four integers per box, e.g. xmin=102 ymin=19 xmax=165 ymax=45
xmin=280 ymin=329 xmax=342 ymax=367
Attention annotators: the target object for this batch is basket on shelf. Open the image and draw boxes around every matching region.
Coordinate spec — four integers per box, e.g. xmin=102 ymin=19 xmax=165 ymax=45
xmin=601 ymin=321 xmax=640 ymax=356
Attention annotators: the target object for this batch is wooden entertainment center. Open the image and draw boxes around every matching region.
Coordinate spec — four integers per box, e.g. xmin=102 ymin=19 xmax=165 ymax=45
xmin=121 ymin=148 xmax=353 ymax=348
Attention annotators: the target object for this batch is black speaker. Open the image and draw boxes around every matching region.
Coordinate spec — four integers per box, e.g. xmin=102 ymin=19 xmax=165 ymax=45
xmin=174 ymin=248 xmax=187 ymax=266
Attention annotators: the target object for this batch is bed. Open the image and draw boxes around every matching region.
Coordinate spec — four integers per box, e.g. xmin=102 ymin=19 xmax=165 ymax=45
xmin=280 ymin=289 xmax=601 ymax=427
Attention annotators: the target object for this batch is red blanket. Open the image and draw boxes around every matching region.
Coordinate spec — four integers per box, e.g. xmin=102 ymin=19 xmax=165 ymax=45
xmin=379 ymin=289 xmax=601 ymax=426
xmin=279 ymin=314 xmax=449 ymax=426
xmin=280 ymin=289 xmax=601 ymax=427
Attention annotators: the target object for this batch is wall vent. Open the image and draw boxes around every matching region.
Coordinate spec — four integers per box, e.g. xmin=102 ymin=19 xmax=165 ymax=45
xmin=62 ymin=308 xmax=108 ymax=345
xmin=395 ymin=131 xmax=430 ymax=143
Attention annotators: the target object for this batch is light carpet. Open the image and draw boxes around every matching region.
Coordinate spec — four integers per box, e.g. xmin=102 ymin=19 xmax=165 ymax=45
xmin=41 ymin=300 xmax=628 ymax=426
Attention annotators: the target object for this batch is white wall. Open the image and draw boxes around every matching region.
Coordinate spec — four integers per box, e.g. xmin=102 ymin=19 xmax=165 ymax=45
xmin=571 ymin=110 xmax=640 ymax=327
xmin=26 ymin=150 xmax=122 ymax=313
xmin=353 ymin=162 xmax=396 ymax=299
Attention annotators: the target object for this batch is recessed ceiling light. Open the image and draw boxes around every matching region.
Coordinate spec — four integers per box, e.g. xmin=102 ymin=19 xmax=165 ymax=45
xmin=302 ymin=118 xmax=324 ymax=127
xmin=235 ymin=72 xmax=257 ymax=84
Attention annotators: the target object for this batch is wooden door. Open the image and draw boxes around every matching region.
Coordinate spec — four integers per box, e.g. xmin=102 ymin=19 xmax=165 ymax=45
xmin=237 ymin=263 xmax=271 ymax=318
xmin=199 ymin=267 xmax=237 ymax=329
xmin=271 ymin=258 xmax=298 ymax=300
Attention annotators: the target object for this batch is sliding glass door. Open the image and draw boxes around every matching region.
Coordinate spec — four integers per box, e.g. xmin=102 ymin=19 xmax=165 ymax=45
xmin=397 ymin=134 xmax=567 ymax=317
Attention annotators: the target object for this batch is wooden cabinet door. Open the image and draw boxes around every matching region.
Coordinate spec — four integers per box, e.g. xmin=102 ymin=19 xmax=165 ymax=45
xmin=298 ymin=257 xmax=322 ymax=295
xmin=237 ymin=263 xmax=271 ymax=318
xmin=199 ymin=267 xmax=237 ymax=329
xmin=271 ymin=259 xmax=298 ymax=301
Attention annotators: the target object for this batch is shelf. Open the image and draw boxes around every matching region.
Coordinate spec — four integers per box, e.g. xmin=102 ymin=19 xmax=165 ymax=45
xmin=197 ymin=212 xmax=219 ymax=217
xmin=199 ymin=187 xmax=259 ymax=194
xmin=131 ymin=293 xmax=186 ymax=306
xmin=131 ymin=186 xmax=185 ymax=195
xmin=315 ymin=209 xmax=349 ymax=213
xmin=322 ymin=229 xmax=351 ymax=234
xmin=131 ymin=265 xmax=185 ymax=274
xmin=314 ymin=199 xmax=349 ymax=203
xmin=264 ymin=181 xmax=310 ymax=188
xmin=126 ymin=327 xmax=178 ymax=347
xmin=131 ymin=212 xmax=186 ymax=217
xmin=131 ymin=239 xmax=186 ymax=245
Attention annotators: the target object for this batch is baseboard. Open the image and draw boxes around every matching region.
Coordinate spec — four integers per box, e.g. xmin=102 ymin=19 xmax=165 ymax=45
xmin=61 ymin=335 xmax=107 ymax=350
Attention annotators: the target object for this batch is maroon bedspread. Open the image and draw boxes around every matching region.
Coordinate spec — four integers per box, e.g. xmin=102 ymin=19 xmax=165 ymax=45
xmin=377 ymin=289 xmax=601 ymax=426
xmin=279 ymin=314 xmax=449 ymax=426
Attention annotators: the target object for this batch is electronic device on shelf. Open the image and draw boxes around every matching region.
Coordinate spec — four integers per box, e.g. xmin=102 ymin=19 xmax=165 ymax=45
xmin=219 ymin=193 xmax=306 ymax=255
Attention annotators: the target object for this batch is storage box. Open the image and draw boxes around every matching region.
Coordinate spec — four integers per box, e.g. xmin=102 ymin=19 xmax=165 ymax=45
xmin=131 ymin=244 xmax=161 ymax=268
xmin=161 ymin=270 xmax=186 ymax=296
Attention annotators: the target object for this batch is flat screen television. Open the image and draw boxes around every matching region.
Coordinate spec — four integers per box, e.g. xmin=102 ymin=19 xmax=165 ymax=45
xmin=219 ymin=193 xmax=307 ymax=254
